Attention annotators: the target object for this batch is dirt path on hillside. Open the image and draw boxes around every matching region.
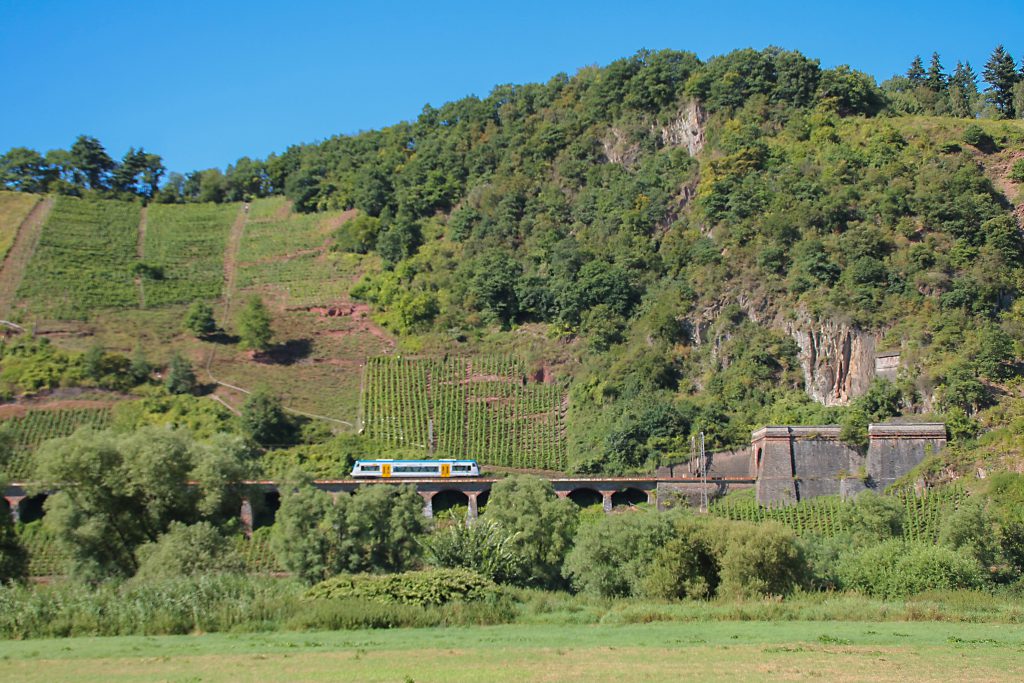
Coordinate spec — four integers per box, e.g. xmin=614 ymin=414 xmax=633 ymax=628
xmin=134 ymin=205 xmax=148 ymax=308
xmin=0 ymin=197 xmax=53 ymax=318
xmin=221 ymin=204 xmax=248 ymax=320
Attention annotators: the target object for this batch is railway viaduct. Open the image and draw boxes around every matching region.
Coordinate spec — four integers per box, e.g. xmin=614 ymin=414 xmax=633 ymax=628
xmin=0 ymin=421 xmax=944 ymax=529
xmin=1 ymin=475 xmax=754 ymax=531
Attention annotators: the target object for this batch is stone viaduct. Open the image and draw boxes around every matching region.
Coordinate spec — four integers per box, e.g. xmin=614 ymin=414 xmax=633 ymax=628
xmin=1 ymin=422 xmax=944 ymax=528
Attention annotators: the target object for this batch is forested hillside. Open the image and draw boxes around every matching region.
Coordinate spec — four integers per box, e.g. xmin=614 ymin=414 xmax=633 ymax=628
xmin=2 ymin=46 xmax=1024 ymax=476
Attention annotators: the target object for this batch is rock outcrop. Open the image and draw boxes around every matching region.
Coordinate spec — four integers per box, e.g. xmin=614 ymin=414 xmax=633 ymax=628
xmin=782 ymin=316 xmax=878 ymax=406
xmin=658 ymin=100 xmax=706 ymax=156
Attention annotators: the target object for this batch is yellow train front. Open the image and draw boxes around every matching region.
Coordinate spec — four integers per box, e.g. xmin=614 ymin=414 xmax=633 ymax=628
xmin=350 ymin=459 xmax=480 ymax=478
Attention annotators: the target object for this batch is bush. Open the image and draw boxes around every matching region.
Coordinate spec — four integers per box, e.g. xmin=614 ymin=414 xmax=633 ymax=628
xmin=183 ymin=302 xmax=216 ymax=337
xmin=423 ymin=517 xmax=525 ymax=584
xmin=1010 ymin=159 xmax=1024 ymax=183
xmin=962 ymin=124 xmax=996 ymax=152
xmin=305 ymin=568 xmax=497 ymax=606
xmin=563 ymin=510 xmax=676 ymax=597
xmin=134 ymin=521 xmax=243 ymax=580
xmin=837 ymin=539 xmax=988 ymax=597
xmin=482 ymin=476 xmax=578 ymax=589
xmin=713 ymin=519 xmax=810 ymax=598
xmin=640 ymin=515 xmax=720 ymax=599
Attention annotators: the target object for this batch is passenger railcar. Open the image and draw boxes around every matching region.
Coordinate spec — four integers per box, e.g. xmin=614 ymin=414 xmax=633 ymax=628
xmin=350 ymin=459 xmax=480 ymax=478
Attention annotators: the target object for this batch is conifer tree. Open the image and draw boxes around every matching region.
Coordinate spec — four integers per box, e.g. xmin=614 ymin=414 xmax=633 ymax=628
xmin=983 ymin=44 xmax=1019 ymax=117
xmin=164 ymin=352 xmax=197 ymax=395
xmin=950 ymin=61 xmax=979 ymax=118
xmin=926 ymin=52 xmax=946 ymax=92
xmin=237 ymin=296 xmax=273 ymax=352
xmin=907 ymin=55 xmax=926 ymax=82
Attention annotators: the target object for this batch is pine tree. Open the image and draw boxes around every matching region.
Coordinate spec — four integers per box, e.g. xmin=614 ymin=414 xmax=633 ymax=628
xmin=164 ymin=352 xmax=197 ymax=395
xmin=129 ymin=343 xmax=152 ymax=384
xmin=926 ymin=52 xmax=946 ymax=92
xmin=983 ymin=44 xmax=1020 ymax=117
xmin=237 ymin=296 xmax=273 ymax=352
xmin=950 ymin=61 xmax=979 ymax=118
xmin=183 ymin=301 xmax=217 ymax=338
xmin=907 ymin=55 xmax=926 ymax=83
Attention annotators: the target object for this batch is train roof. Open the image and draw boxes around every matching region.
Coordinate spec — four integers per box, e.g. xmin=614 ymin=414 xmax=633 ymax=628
xmin=353 ymin=458 xmax=477 ymax=463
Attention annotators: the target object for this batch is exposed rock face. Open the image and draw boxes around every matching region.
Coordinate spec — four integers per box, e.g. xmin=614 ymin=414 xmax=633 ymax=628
xmin=600 ymin=127 xmax=642 ymax=168
xmin=783 ymin=316 xmax=878 ymax=406
xmin=658 ymin=100 xmax=706 ymax=156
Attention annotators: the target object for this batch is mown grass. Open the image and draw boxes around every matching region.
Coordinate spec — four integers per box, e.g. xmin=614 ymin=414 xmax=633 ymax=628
xmin=0 ymin=191 xmax=39 ymax=263
xmin=1 ymin=620 xmax=1023 ymax=682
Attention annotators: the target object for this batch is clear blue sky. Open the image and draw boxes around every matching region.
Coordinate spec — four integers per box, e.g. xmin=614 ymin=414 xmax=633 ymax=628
xmin=1 ymin=0 xmax=1021 ymax=174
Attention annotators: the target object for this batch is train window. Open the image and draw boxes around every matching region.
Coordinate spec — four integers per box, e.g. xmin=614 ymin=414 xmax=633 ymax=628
xmin=452 ymin=465 xmax=471 ymax=472
xmin=394 ymin=465 xmax=440 ymax=473
xmin=361 ymin=465 xmax=380 ymax=472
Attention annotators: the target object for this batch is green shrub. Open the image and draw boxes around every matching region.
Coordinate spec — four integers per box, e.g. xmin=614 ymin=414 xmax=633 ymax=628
xmin=1010 ymin=158 xmax=1024 ymax=183
xmin=962 ymin=124 xmax=996 ymax=151
xmin=563 ymin=510 xmax=676 ymax=597
xmin=713 ymin=519 xmax=810 ymax=598
xmin=305 ymin=568 xmax=497 ymax=606
xmin=423 ymin=517 xmax=525 ymax=584
xmin=640 ymin=515 xmax=720 ymax=599
xmin=837 ymin=539 xmax=988 ymax=597
xmin=134 ymin=521 xmax=244 ymax=580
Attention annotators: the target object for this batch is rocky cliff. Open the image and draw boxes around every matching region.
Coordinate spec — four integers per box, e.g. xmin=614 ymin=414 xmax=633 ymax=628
xmin=782 ymin=315 xmax=879 ymax=406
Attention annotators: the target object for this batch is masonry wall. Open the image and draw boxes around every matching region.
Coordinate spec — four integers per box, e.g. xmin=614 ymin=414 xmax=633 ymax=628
xmin=754 ymin=423 xmax=946 ymax=506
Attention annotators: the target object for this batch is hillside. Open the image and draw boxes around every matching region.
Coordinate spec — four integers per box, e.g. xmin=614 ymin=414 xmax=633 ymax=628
xmin=2 ymin=47 xmax=1024 ymax=478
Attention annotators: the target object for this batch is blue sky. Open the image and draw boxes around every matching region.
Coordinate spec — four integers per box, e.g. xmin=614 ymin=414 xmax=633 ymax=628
xmin=1 ymin=0 xmax=1022 ymax=174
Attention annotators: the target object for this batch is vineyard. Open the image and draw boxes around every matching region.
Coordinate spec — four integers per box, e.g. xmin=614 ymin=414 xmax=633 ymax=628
xmin=0 ymin=190 xmax=39 ymax=263
xmin=362 ymin=356 xmax=567 ymax=471
xmin=142 ymin=203 xmax=237 ymax=306
xmin=16 ymin=196 xmax=140 ymax=319
xmin=1 ymin=406 xmax=113 ymax=480
xmin=709 ymin=485 xmax=967 ymax=541
xmin=236 ymin=204 xmax=359 ymax=307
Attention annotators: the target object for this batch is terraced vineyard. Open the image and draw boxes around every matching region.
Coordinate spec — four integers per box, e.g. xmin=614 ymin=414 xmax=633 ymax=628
xmin=236 ymin=203 xmax=358 ymax=307
xmin=0 ymin=190 xmax=39 ymax=263
xmin=362 ymin=356 xmax=567 ymax=470
xmin=1 ymin=406 xmax=113 ymax=480
xmin=16 ymin=196 xmax=140 ymax=319
xmin=142 ymin=203 xmax=237 ymax=306
xmin=709 ymin=485 xmax=967 ymax=541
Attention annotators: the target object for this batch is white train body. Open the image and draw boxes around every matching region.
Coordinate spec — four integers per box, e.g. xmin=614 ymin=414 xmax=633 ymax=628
xmin=350 ymin=459 xmax=480 ymax=478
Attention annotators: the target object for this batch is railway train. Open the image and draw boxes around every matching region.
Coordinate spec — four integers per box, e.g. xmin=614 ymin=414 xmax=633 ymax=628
xmin=350 ymin=459 xmax=480 ymax=478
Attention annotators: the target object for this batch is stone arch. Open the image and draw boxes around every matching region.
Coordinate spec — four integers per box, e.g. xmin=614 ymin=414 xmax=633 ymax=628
xmin=432 ymin=489 xmax=469 ymax=516
xmin=20 ymin=494 xmax=47 ymax=523
xmin=568 ymin=488 xmax=603 ymax=508
xmin=611 ymin=488 xmax=648 ymax=508
xmin=253 ymin=491 xmax=280 ymax=530
xmin=755 ymin=447 xmax=763 ymax=471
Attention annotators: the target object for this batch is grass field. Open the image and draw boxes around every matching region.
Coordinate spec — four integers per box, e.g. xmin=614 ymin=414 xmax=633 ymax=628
xmin=0 ymin=621 xmax=1021 ymax=682
xmin=16 ymin=196 xmax=140 ymax=319
xmin=142 ymin=203 xmax=237 ymax=306
xmin=0 ymin=191 xmax=39 ymax=263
